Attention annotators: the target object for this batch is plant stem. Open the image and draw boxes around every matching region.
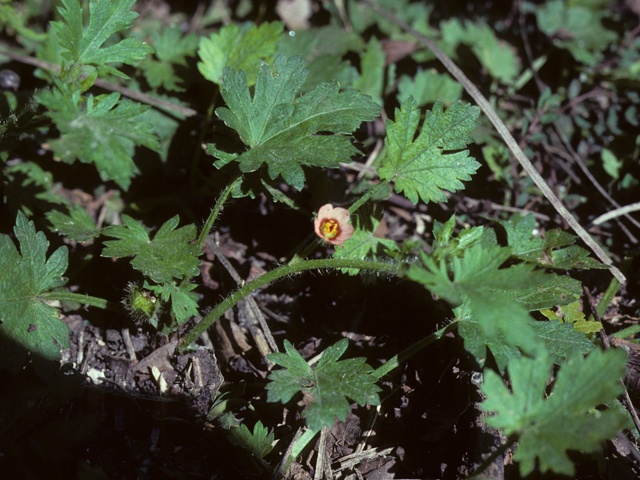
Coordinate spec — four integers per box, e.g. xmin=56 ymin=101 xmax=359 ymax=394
xmin=371 ymin=319 xmax=459 ymax=379
xmin=595 ymin=277 xmax=620 ymax=323
xmin=1 ymin=49 xmax=198 ymax=118
xmin=273 ymin=428 xmax=318 ymax=479
xmin=288 ymin=237 xmax=322 ymax=264
xmin=189 ymin=90 xmax=219 ymax=189
xmin=589 ymin=254 xmax=634 ymax=323
xmin=347 ymin=179 xmax=390 ymax=214
xmin=41 ymin=291 xmax=124 ymax=314
xmin=178 ymin=174 xmax=242 ymax=292
xmin=287 ymin=180 xmax=392 ymax=264
xmin=196 ymin=174 xmax=242 ymax=251
xmin=469 ymin=432 xmax=519 ymax=479
xmin=180 ymin=258 xmax=399 ymax=350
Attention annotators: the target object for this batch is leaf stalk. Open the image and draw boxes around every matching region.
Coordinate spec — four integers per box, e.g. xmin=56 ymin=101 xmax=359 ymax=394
xmin=41 ymin=291 xmax=124 ymax=314
xmin=372 ymin=319 xmax=459 ymax=379
xmin=196 ymin=174 xmax=242 ymax=251
xmin=347 ymin=179 xmax=390 ymax=215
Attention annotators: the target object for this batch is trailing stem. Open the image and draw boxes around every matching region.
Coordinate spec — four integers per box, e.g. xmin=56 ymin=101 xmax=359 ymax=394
xmin=179 ymin=258 xmax=400 ymax=350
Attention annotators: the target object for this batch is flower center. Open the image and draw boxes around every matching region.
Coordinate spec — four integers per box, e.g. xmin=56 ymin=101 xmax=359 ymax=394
xmin=320 ymin=219 xmax=339 ymax=239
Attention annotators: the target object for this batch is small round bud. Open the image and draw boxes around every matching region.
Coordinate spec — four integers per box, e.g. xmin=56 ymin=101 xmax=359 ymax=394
xmin=122 ymin=282 xmax=162 ymax=328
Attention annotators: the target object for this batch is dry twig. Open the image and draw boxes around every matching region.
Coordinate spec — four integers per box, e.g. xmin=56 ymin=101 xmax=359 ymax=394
xmin=360 ymin=0 xmax=626 ymax=284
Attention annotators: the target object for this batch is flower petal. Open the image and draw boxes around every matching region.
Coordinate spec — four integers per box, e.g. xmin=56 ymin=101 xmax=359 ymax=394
xmin=317 ymin=204 xmax=334 ymax=218
xmin=330 ymin=223 xmax=355 ymax=246
xmin=314 ymin=204 xmax=333 ymax=238
xmin=331 ymin=207 xmax=350 ymax=224
xmin=314 ymin=217 xmax=323 ymax=238
xmin=314 ymin=203 xmax=354 ymax=245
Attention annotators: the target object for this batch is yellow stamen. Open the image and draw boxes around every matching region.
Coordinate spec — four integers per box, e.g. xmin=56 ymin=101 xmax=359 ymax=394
xmin=320 ymin=219 xmax=339 ymax=239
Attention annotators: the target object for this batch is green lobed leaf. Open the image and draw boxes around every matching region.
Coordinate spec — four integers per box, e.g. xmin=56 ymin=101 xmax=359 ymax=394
xmin=411 ymin=244 xmax=549 ymax=303
xmin=378 ymin=97 xmax=480 ymax=205
xmin=397 ymin=69 xmax=463 ymax=107
xmin=141 ymin=26 xmax=198 ymax=92
xmin=534 ymin=0 xmax=617 ymax=65
xmin=216 ymin=55 xmax=307 ymax=147
xmin=36 ymin=84 xmax=160 ymax=191
xmin=52 ymin=0 xmax=154 ymax=79
xmin=409 ymin=244 xmax=549 ymax=356
xmin=456 ymin=300 xmax=593 ymax=370
xmin=495 ymin=213 xmax=608 ymax=270
xmin=3 ymin=161 xmax=67 ymax=217
xmin=198 ymin=21 xmax=283 ymax=86
xmin=481 ymin=348 xmax=627 ymax=476
xmin=353 ymin=37 xmax=385 ymax=105
xmin=266 ymin=339 xmax=381 ymax=432
xmin=46 ymin=204 xmax=100 ymax=242
xmin=145 ymin=280 xmax=199 ymax=325
xmin=210 ymin=55 xmax=381 ymax=190
xmin=333 ymin=205 xmax=399 ymax=276
xmin=101 ymin=214 xmax=201 ymax=283
xmin=444 ymin=19 xmax=521 ymax=84
xmin=497 ymin=273 xmax=581 ymax=311
xmin=227 ymin=420 xmax=274 ymax=459
xmin=540 ymin=301 xmax=602 ymax=334
xmin=275 ymin=26 xmax=361 ymax=93
xmin=0 ymin=211 xmax=70 ymax=383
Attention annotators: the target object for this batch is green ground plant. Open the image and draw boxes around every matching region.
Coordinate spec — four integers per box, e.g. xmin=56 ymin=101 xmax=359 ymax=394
xmin=1 ymin=0 xmax=639 ymax=478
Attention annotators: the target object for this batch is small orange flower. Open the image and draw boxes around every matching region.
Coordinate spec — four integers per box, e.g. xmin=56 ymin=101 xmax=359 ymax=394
xmin=314 ymin=204 xmax=354 ymax=246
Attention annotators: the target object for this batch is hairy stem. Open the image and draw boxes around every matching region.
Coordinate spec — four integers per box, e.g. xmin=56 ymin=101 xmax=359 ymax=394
xmin=372 ymin=319 xmax=459 ymax=379
xmin=287 ymin=237 xmax=322 ymax=264
xmin=347 ymin=179 xmax=390 ymax=215
xmin=196 ymin=174 xmax=242 ymax=251
xmin=180 ymin=258 xmax=399 ymax=350
xmin=41 ymin=291 xmax=124 ymax=314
